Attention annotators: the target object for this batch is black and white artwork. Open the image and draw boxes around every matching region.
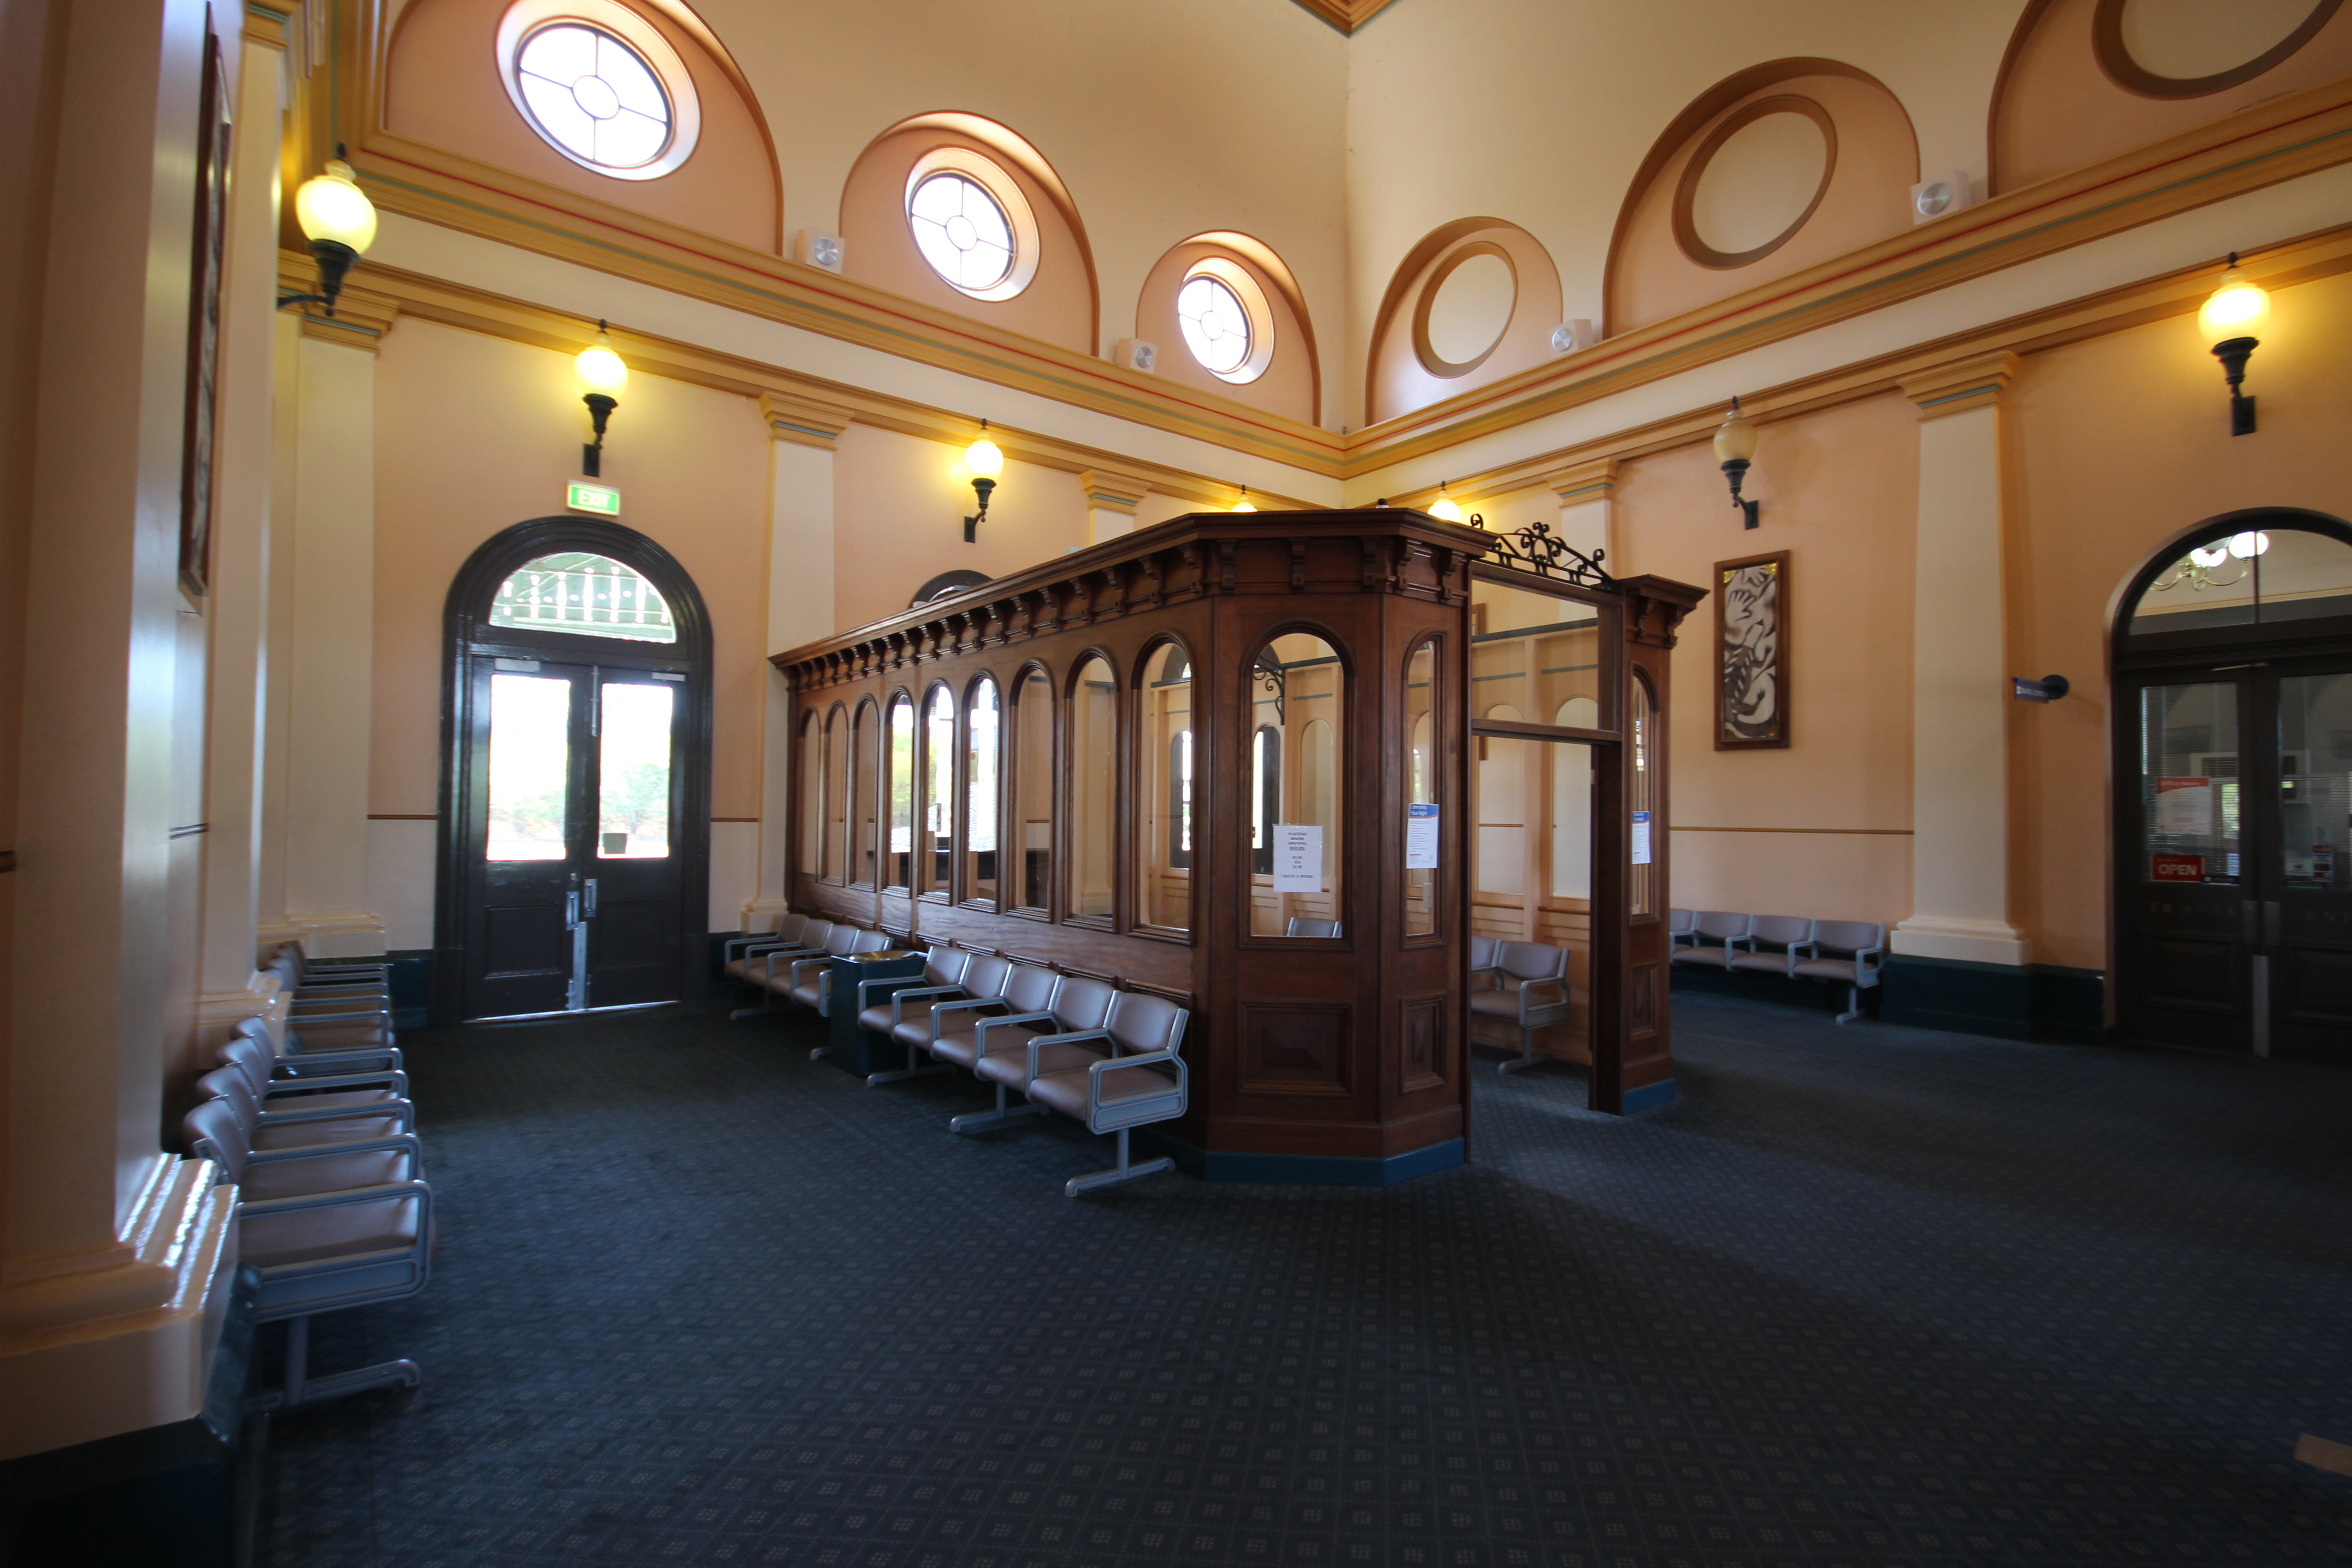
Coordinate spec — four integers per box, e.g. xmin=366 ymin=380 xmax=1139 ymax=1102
xmin=1715 ymin=550 xmax=1788 ymax=750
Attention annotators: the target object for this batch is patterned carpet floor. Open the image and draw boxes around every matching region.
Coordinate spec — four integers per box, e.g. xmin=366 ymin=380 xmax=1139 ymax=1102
xmin=260 ymin=993 xmax=2352 ymax=1568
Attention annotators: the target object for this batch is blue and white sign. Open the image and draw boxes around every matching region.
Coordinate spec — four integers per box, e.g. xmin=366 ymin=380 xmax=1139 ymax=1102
xmin=1406 ymin=803 xmax=1440 ymax=869
xmin=1631 ymin=810 xmax=1652 ymax=866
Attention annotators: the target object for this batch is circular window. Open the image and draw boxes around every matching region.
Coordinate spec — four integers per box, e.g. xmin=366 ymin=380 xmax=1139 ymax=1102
xmin=495 ymin=1 xmax=701 ymax=181
xmin=902 ymin=148 xmax=1041 ymax=302
xmin=2094 ymin=0 xmax=2340 ymax=99
xmin=909 ymin=172 xmax=1015 ymax=294
xmin=1412 ymin=244 xmax=1518 ymax=377
xmin=1174 ymin=258 xmax=1275 ymax=384
xmin=1672 ymin=96 xmax=1837 ymax=270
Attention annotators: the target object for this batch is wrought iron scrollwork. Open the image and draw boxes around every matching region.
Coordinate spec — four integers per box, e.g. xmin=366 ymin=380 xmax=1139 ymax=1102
xmin=1470 ymin=515 xmax=1613 ymax=588
xmin=1251 ymin=648 xmax=1286 ymax=723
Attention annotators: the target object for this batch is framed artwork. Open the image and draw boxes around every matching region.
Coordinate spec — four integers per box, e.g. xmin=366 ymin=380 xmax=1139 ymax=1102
xmin=1715 ymin=550 xmax=1788 ymax=750
xmin=178 ymin=24 xmax=230 ymax=600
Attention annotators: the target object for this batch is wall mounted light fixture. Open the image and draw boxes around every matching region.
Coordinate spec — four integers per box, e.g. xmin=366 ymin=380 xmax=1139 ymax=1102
xmin=278 ymin=152 xmax=377 ymax=318
xmin=1230 ymin=485 xmax=1257 ymax=513
xmin=2200 ymin=252 xmax=2271 ymax=436
xmin=575 ymin=322 xmax=629 ymax=477
xmin=963 ymin=421 xmax=1003 ymax=542
xmin=1713 ymin=397 xmax=1760 ymax=529
xmin=1427 ymin=482 xmax=1464 ymax=523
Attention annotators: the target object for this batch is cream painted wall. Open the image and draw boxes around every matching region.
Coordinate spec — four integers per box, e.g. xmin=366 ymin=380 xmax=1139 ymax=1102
xmin=828 ymin=424 xmax=1089 ymax=635
xmin=370 ymin=318 xmax=772 ymax=821
xmin=2009 ymin=269 xmax=2352 ymax=971
xmin=672 ymin=0 xmax=1351 ymax=427
xmin=1613 ymin=393 xmax=1921 ymax=931
xmin=1341 ymin=0 xmax=2016 ymax=428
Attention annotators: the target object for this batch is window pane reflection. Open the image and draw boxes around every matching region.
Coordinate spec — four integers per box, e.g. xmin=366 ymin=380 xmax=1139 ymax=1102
xmin=1068 ymin=657 xmax=1116 ymax=922
xmin=922 ymin=686 xmax=955 ymax=896
xmin=851 ymin=700 xmax=880 ymax=885
xmin=1011 ymin=669 xmax=1051 ymax=910
xmin=487 ymin=673 xmax=571 ymax=861
xmin=1248 ymin=633 xmax=1343 ymax=938
xmin=1138 ymin=645 xmax=1192 ymax=931
xmin=1472 ymin=575 xmax=1609 ymax=730
xmin=1406 ymin=640 xmax=1437 ymax=936
xmin=886 ymin=695 xmax=915 ymax=890
xmin=595 ymin=681 xmax=671 ymax=859
xmin=2140 ymin=682 xmax=2241 ymax=884
xmin=965 ymin=679 xmax=1000 ymax=904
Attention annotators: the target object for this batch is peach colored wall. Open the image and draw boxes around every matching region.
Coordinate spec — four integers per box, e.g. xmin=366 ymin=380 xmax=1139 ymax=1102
xmin=370 ymin=320 xmax=770 ymax=820
xmin=1607 ymin=69 xmax=1918 ymax=335
xmin=2008 ymin=268 xmax=2352 ymax=970
xmin=839 ymin=123 xmax=1096 ymax=356
xmin=386 ymin=0 xmax=782 ymax=255
xmin=828 ymin=424 xmax=1088 ymax=636
xmin=1994 ymin=0 xmax=2352 ymax=195
xmin=1135 ymin=240 xmax=1317 ymax=425
xmin=1613 ymin=393 xmax=1920 ymax=930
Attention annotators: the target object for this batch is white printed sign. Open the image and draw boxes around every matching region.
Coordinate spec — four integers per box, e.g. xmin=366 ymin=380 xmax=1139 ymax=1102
xmin=1272 ymin=824 xmax=1323 ymax=892
xmin=2154 ymin=777 xmax=2212 ymax=837
xmin=1631 ymin=810 xmax=1653 ymax=866
xmin=1406 ymin=804 xmax=1440 ymax=869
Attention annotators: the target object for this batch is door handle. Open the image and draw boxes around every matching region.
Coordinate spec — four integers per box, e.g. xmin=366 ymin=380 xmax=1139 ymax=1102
xmin=584 ymin=878 xmax=598 ymax=918
xmin=566 ymin=891 xmax=580 ymax=928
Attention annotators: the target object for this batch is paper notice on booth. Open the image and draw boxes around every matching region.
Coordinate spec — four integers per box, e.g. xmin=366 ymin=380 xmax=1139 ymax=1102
xmin=1406 ymin=804 xmax=1440 ymax=868
xmin=1632 ymin=810 xmax=1653 ymax=865
xmin=1273 ymin=825 xmax=1323 ymax=892
xmin=2154 ymin=777 xmax=2212 ymax=837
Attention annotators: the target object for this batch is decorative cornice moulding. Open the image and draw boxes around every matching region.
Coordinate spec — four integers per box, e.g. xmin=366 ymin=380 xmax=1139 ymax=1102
xmin=1289 ymin=0 xmax=1402 ymax=34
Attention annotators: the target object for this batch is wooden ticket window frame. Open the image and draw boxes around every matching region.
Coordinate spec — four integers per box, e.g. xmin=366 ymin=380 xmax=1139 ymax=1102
xmin=775 ymin=510 xmax=1701 ymax=1175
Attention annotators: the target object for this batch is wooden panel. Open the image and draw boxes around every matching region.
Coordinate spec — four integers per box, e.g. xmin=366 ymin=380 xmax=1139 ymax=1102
xmin=1241 ymin=1004 xmax=1352 ymax=1096
xmin=2143 ymin=936 xmax=2238 ymax=1011
xmin=2282 ymin=945 xmax=2352 ymax=1024
xmin=1400 ymin=995 xmax=1446 ymax=1092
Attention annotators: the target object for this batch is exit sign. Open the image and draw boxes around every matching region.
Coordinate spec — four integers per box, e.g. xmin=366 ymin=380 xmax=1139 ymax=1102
xmin=567 ymin=481 xmax=621 ymax=516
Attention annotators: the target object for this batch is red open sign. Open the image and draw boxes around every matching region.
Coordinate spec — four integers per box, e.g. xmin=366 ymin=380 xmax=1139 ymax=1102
xmin=2151 ymin=853 xmax=2205 ymax=883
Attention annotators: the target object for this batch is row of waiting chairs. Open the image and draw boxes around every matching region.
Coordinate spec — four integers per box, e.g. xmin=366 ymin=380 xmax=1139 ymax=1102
xmin=181 ymin=945 xmax=433 ymax=1414
xmin=1669 ymin=910 xmax=1887 ymax=1023
xmin=725 ymin=914 xmax=1189 ymax=1197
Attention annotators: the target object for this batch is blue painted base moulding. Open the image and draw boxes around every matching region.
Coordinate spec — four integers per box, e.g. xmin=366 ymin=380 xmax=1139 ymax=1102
xmin=1622 ymin=1078 xmax=1677 ymax=1112
xmin=383 ymin=949 xmax=432 ymax=1032
xmin=1138 ymin=1132 xmax=1465 ymax=1186
xmin=1880 ymin=955 xmax=2106 ymax=1043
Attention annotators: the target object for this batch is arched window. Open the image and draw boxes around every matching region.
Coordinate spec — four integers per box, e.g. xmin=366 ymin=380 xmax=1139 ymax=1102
xmin=904 ymin=147 xmax=1040 ymax=301
xmin=1248 ymin=633 xmax=1345 ymax=938
xmin=964 ymin=678 xmax=1001 ymax=906
xmin=1009 ymin=666 xmax=1053 ymax=913
xmin=495 ymin=1 xmax=703 ymax=181
xmin=920 ymin=684 xmax=955 ymax=898
xmin=489 ymin=551 xmax=675 ymax=642
xmin=1137 ymin=644 xmax=1193 ymax=932
xmin=885 ymin=693 xmax=915 ymax=891
xmin=851 ymin=700 xmax=880 ymax=887
xmin=1067 ymin=655 xmax=1117 ymax=924
xmin=798 ymin=711 xmax=822 ymax=880
xmin=1250 ymin=725 xmax=1283 ymax=875
xmin=1405 ymin=637 xmax=1441 ymax=937
xmin=822 ymin=706 xmax=848 ymax=884
xmin=2123 ymin=524 xmax=2352 ymax=639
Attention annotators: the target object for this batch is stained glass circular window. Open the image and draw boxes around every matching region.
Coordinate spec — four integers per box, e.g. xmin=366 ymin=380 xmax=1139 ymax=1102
xmin=908 ymin=172 xmax=1016 ymax=295
xmin=1177 ymin=274 xmax=1252 ymax=376
xmin=512 ymin=22 xmax=673 ymax=172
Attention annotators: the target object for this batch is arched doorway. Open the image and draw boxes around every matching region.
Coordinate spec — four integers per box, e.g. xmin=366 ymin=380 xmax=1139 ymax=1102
xmin=434 ymin=519 xmax=713 ymax=1024
xmin=2112 ymin=508 xmax=2352 ymax=1065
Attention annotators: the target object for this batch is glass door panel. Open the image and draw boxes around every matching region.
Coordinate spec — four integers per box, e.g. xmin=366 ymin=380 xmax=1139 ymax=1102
xmin=2266 ymin=671 xmax=2352 ymax=1065
xmin=595 ymin=681 xmax=673 ymax=859
xmin=2116 ymin=677 xmax=2250 ymax=1054
xmin=2140 ymin=682 xmax=2241 ymax=885
xmin=1470 ymin=723 xmax=1594 ymax=1086
xmin=487 ymin=673 xmax=573 ymax=861
xmin=471 ymin=664 xmax=589 ymax=1019
xmin=583 ymin=673 xmax=686 ymax=1009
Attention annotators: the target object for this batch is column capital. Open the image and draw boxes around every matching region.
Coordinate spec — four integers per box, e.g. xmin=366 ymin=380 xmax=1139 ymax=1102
xmin=1077 ymin=467 xmax=1154 ymax=515
xmin=1898 ymin=350 xmax=2019 ymax=421
xmin=759 ymin=387 xmax=858 ymax=451
xmin=277 ymin=250 xmax=400 ymax=349
xmin=1540 ymin=456 xmax=1619 ymax=504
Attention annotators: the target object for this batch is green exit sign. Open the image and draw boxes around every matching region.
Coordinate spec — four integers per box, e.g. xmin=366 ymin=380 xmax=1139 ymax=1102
xmin=567 ymin=481 xmax=621 ymax=516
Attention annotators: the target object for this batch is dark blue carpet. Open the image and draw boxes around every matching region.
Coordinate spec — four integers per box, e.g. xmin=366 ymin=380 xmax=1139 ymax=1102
xmin=259 ymin=994 xmax=2352 ymax=1567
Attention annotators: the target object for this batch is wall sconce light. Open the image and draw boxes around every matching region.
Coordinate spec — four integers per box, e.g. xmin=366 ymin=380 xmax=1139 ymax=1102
xmin=1427 ymin=482 xmax=1465 ymax=523
xmin=279 ymin=151 xmax=377 ymax=318
xmin=2200 ymin=252 xmax=2270 ymax=436
xmin=1713 ymin=396 xmax=1760 ymax=529
xmin=575 ymin=321 xmax=629 ymax=477
xmin=1230 ymin=485 xmax=1257 ymax=513
xmin=963 ymin=421 xmax=1003 ymax=542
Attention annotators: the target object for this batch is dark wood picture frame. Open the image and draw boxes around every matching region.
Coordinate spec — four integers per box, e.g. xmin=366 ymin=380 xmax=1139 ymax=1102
xmin=178 ymin=25 xmax=231 ymax=600
xmin=1714 ymin=549 xmax=1789 ymax=750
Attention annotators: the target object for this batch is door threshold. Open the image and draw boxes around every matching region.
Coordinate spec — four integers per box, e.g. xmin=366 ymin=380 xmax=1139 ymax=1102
xmin=464 ymin=1001 xmax=681 ymax=1025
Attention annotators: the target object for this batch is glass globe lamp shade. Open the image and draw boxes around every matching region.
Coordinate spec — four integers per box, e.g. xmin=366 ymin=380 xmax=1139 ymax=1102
xmin=294 ymin=160 xmax=377 ymax=255
xmin=1713 ymin=403 xmax=1760 ymax=466
xmin=965 ymin=435 xmax=1004 ymax=480
xmin=1428 ymin=494 xmax=1464 ymax=522
xmin=2227 ymin=530 xmax=2271 ymax=560
xmin=575 ymin=340 xmax=630 ymax=402
xmin=2199 ymin=262 xmax=2271 ymax=344
xmin=1230 ymin=487 xmax=1256 ymax=513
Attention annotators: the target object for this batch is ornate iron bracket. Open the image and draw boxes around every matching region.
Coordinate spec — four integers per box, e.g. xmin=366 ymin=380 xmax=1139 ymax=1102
xmin=1470 ymin=516 xmax=1613 ymax=589
xmin=1251 ymin=649 xmax=1287 ymax=724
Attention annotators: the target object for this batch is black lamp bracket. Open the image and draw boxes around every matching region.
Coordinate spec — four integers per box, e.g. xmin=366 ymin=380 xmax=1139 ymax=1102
xmin=277 ymin=238 xmax=358 ymax=319
xmin=963 ymin=477 xmax=996 ymax=544
xmin=581 ymin=392 xmax=617 ymax=478
xmin=1721 ymin=457 xmax=1761 ymax=529
xmin=2211 ymin=335 xmax=2259 ymax=436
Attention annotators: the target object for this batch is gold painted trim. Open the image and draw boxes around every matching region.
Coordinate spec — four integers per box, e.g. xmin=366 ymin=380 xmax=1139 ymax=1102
xmin=1900 ymin=350 xmax=2021 ymax=421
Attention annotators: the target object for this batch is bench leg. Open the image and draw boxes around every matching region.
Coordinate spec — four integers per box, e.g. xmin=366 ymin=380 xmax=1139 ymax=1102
xmin=727 ymin=985 xmax=774 ymax=1021
xmin=1065 ymin=1128 xmax=1174 ymax=1197
xmin=242 ymin=1315 xmax=421 ymax=1415
xmin=1836 ymin=984 xmax=1863 ymax=1025
xmin=1496 ymin=1029 xmax=1542 ymax=1074
xmin=951 ymin=1083 xmax=1046 ymax=1133
xmin=868 ymin=1036 xmax=950 ymax=1086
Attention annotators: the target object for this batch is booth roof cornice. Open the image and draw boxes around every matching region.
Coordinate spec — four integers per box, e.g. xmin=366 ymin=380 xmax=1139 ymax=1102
xmin=770 ymin=508 xmax=1498 ymax=676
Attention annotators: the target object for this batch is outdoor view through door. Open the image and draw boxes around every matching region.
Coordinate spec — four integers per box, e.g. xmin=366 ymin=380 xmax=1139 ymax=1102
xmin=440 ymin=526 xmax=711 ymax=1024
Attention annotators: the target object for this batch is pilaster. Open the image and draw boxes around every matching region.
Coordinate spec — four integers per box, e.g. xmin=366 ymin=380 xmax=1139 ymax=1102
xmin=1078 ymin=467 xmax=1154 ymax=545
xmin=1892 ymin=351 xmax=2028 ymax=968
xmin=1543 ymin=457 xmax=1617 ymax=565
xmin=749 ymin=392 xmax=848 ymax=926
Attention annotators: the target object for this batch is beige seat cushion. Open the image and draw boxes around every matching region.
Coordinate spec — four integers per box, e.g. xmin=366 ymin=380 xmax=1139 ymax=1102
xmin=239 ymin=1147 xmax=414 ymax=1203
xmin=1025 ymin=1058 xmax=1176 ymax=1118
xmin=240 ymin=1193 xmax=423 ymax=1270
xmin=973 ymin=1032 xmax=1095 ymax=1088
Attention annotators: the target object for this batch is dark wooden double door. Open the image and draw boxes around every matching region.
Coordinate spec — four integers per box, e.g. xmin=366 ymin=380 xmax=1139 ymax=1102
xmin=2116 ymin=657 xmax=2352 ymax=1064
xmin=461 ymin=654 xmax=688 ymax=1019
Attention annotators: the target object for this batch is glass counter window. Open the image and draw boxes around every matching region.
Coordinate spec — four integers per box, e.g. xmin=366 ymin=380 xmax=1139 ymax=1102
xmin=1010 ymin=668 xmax=1052 ymax=911
xmin=2276 ymin=676 xmax=2352 ymax=889
xmin=2139 ymin=682 xmax=2242 ymax=886
xmin=1247 ymin=633 xmax=1344 ymax=938
xmin=1405 ymin=639 xmax=1439 ymax=936
xmin=885 ymin=694 xmax=914 ymax=891
xmin=798 ymin=712 xmax=821 ymax=880
xmin=850 ymin=699 xmax=879 ymax=886
xmin=1068 ymin=656 xmax=1116 ymax=923
xmin=921 ymin=684 xmax=955 ymax=897
xmin=1471 ymin=574 xmax=1611 ymax=733
xmin=822 ymin=706 xmax=848 ymax=883
xmin=965 ymin=678 xmax=1001 ymax=906
xmin=1137 ymin=644 xmax=1193 ymax=932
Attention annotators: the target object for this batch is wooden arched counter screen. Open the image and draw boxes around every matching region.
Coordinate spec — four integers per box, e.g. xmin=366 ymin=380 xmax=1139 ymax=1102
xmin=772 ymin=510 xmax=1703 ymax=1178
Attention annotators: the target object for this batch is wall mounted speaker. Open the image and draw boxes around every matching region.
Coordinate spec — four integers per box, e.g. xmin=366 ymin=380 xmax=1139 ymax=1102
xmin=1911 ymin=172 xmax=1975 ymax=224
xmin=1113 ymin=338 xmax=1159 ymax=373
xmin=795 ymin=229 xmax=844 ymax=272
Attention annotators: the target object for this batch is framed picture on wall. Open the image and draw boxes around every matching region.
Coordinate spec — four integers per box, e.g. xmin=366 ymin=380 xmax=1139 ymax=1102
xmin=1715 ymin=549 xmax=1788 ymax=750
xmin=178 ymin=24 xmax=230 ymax=600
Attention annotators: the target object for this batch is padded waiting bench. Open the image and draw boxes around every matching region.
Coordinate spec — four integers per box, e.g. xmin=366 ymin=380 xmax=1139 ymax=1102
xmin=1670 ymin=910 xmax=1888 ymax=1023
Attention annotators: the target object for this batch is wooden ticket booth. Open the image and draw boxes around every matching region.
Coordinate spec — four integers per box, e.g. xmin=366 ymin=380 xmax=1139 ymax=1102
xmin=774 ymin=508 xmax=1701 ymax=1182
